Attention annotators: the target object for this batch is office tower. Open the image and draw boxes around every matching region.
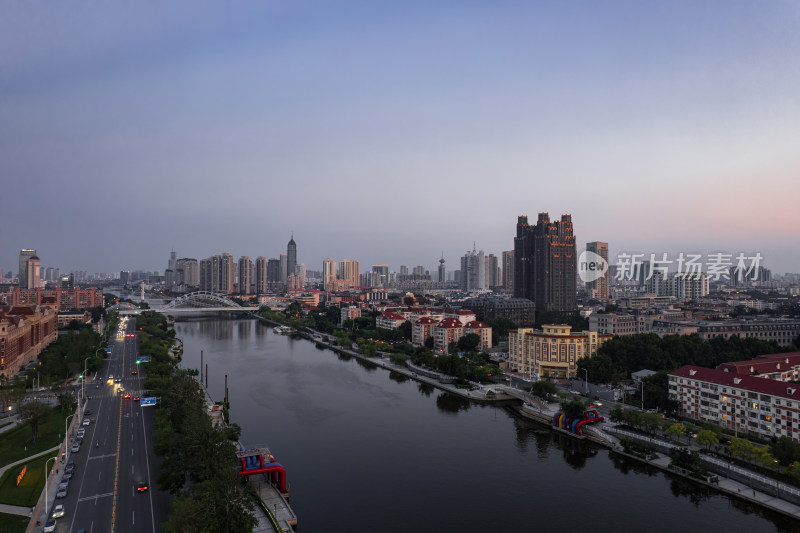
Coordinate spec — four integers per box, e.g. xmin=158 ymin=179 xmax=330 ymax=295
xmin=338 ymin=259 xmax=360 ymax=288
xmin=279 ymin=254 xmax=288 ymax=284
xmin=18 ymin=249 xmax=36 ymax=288
xmin=438 ymin=255 xmax=446 ymax=283
xmin=238 ymin=256 xmax=252 ymax=295
xmin=60 ymin=273 xmax=75 ymax=290
xmin=412 ymin=265 xmax=425 ymax=277
xmin=485 ymin=254 xmax=499 ymax=288
xmin=399 ymin=265 xmax=408 ymax=277
xmin=586 ymin=242 xmax=609 ymax=300
xmin=267 ymin=259 xmax=281 ymax=287
xmin=460 ymin=246 xmax=485 ymax=292
xmin=176 ymin=258 xmax=199 ymax=287
xmin=502 ymin=250 xmax=514 ymax=291
xmin=255 ymin=257 xmax=267 ymax=294
xmin=323 ymin=259 xmax=336 ymax=291
xmin=287 ymin=235 xmax=297 ymax=283
xmin=514 ymin=213 xmax=577 ymax=312
xmin=168 ymin=249 xmax=177 ymax=272
xmin=26 ymin=255 xmax=41 ymax=289
xmin=296 ymin=263 xmax=306 ymax=282
xmin=371 ymin=265 xmax=389 ymax=287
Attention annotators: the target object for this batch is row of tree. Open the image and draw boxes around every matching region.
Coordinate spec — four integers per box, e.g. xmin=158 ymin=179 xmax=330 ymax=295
xmin=135 ymin=311 xmax=257 ymax=533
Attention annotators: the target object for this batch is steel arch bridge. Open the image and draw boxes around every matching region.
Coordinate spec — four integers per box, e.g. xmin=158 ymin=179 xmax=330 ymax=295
xmin=162 ymin=291 xmax=247 ymax=310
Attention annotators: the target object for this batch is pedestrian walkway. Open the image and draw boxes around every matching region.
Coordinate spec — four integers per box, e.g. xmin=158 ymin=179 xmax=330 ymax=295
xmin=0 ymin=446 xmax=60 ymax=478
xmin=0 ymin=502 xmax=32 ymax=517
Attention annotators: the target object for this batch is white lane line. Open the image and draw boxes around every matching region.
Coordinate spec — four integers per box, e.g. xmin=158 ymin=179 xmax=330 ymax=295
xmin=77 ymin=492 xmax=114 ymax=501
xmin=133 ymin=511 xmax=135 ymax=525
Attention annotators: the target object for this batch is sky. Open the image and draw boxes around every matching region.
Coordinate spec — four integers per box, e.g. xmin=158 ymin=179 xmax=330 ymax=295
xmin=2 ymin=1 xmax=799 ymax=277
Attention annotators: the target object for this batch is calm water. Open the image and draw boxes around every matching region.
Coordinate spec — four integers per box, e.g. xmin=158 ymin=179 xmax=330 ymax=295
xmin=174 ymin=318 xmax=795 ymax=532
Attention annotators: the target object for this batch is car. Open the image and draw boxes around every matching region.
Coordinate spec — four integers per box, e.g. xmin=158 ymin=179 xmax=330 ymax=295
xmin=71 ymin=442 xmax=80 ymax=452
xmin=65 ymin=462 xmax=76 ymax=473
xmin=131 ymin=370 xmax=137 ymax=375
xmin=133 ymin=396 xmax=140 ymax=401
xmin=123 ymin=393 xmax=131 ymax=399
xmin=137 ymin=481 xmax=148 ymax=492
xmin=58 ymin=481 xmax=69 ymax=491
xmin=115 ymin=378 xmax=122 ymax=383
xmin=77 ymin=428 xmax=85 ymax=437
xmin=82 ymin=418 xmax=90 ymax=426
xmin=75 ymin=434 xmax=83 ymax=444
xmin=51 ymin=504 xmax=65 ymax=518
xmin=56 ymin=487 xmax=67 ymax=498
xmin=44 ymin=519 xmax=57 ymax=532
xmin=84 ymin=409 xmax=93 ymax=416
xmin=61 ymin=470 xmax=73 ymax=481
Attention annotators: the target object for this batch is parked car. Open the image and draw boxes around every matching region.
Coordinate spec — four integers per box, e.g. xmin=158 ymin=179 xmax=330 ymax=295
xmin=71 ymin=443 xmax=80 ymax=453
xmin=44 ymin=519 xmax=57 ymax=532
xmin=82 ymin=418 xmax=90 ymax=426
xmin=61 ymin=471 xmax=73 ymax=481
xmin=65 ymin=461 xmax=76 ymax=473
xmin=51 ymin=504 xmax=65 ymax=518
xmin=77 ymin=428 xmax=85 ymax=437
xmin=56 ymin=487 xmax=67 ymax=498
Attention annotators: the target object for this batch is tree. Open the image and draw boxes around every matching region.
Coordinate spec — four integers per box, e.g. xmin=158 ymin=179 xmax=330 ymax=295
xmin=560 ymin=397 xmax=587 ymax=419
xmin=424 ymin=336 xmax=434 ymax=349
xmin=530 ymin=380 xmax=557 ymax=401
xmin=403 ymin=296 xmax=415 ymax=306
xmin=667 ymin=422 xmax=687 ymax=443
xmin=18 ymin=401 xmax=50 ymax=442
xmin=457 ymin=333 xmax=481 ymax=352
xmin=770 ymin=437 xmax=800 ymax=467
xmin=57 ymin=389 xmax=76 ymax=412
xmin=398 ymin=320 xmax=412 ymax=340
xmin=695 ymin=429 xmax=718 ymax=451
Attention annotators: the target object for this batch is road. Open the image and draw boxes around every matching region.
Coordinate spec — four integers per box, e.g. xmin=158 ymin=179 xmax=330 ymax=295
xmin=50 ymin=316 xmax=169 ymax=533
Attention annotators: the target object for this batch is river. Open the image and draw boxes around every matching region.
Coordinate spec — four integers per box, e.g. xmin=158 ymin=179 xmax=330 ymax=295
xmin=174 ymin=317 xmax=795 ymax=532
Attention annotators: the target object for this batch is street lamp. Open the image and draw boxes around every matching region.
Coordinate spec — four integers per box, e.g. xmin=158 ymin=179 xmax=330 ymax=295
xmin=44 ymin=456 xmax=56 ymax=515
xmin=584 ymin=369 xmax=588 ymax=395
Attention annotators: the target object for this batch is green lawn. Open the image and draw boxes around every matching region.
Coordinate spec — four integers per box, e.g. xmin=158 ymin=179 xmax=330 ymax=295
xmin=0 ymin=512 xmax=29 ymax=533
xmin=0 ymin=451 xmax=58 ymax=506
xmin=0 ymin=408 xmax=70 ymax=469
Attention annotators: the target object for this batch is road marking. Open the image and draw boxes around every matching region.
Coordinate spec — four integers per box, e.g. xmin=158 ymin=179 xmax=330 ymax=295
xmin=133 ymin=511 xmax=135 ymax=525
xmin=110 ymin=334 xmax=126 ymax=533
xmin=89 ymin=453 xmax=117 ymax=461
xmin=77 ymin=492 xmax=114 ymax=501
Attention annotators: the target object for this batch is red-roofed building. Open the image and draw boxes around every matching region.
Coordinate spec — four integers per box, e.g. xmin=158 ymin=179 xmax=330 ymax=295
xmin=669 ymin=365 xmax=800 ymax=442
xmin=0 ymin=305 xmax=57 ymax=376
xmin=376 ymin=312 xmax=407 ymax=330
xmin=412 ymin=316 xmax=438 ymax=346
xmin=434 ymin=318 xmax=463 ymax=353
xmin=464 ymin=320 xmax=492 ymax=351
xmin=717 ymin=353 xmax=800 ymax=382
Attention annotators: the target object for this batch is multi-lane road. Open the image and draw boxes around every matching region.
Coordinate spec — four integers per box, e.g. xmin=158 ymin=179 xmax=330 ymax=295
xmin=51 ymin=316 xmax=169 ymax=532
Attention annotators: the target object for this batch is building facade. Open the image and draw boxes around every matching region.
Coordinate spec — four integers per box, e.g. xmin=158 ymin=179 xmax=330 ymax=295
xmin=508 ymin=325 xmax=611 ymax=378
xmin=18 ymin=249 xmax=36 ymax=289
xmin=0 ymin=305 xmax=58 ymax=376
xmin=7 ymin=287 xmax=103 ymax=312
xmin=287 ymin=235 xmax=297 ymax=283
xmin=669 ymin=365 xmax=800 ymax=442
xmin=255 ymin=257 xmax=267 ymax=295
xmin=514 ymin=213 xmax=577 ymax=312
xmin=585 ymin=241 xmax=609 ymax=300
xmin=460 ymin=247 xmax=485 ymax=292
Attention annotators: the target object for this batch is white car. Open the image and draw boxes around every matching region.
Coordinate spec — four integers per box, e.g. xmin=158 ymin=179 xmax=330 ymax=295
xmin=51 ymin=504 xmax=65 ymax=518
xmin=44 ymin=519 xmax=56 ymax=533
xmin=82 ymin=418 xmax=90 ymax=426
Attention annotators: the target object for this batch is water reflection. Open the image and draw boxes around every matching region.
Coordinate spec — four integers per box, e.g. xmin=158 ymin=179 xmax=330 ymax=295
xmin=417 ymin=383 xmax=434 ymax=397
xmin=355 ymin=358 xmax=378 ymax=371
xmin=609 ymin=452 xmax=660 ymax=477
xmin=389 ymin=371 xmax=408 ymax=384
xmin=435 ymin=392 xmax=471 ymax=414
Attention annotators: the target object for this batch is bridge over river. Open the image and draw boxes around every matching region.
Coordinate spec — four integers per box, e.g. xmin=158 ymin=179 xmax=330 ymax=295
xmin=111 ymin=291 xmax=259 ymax=314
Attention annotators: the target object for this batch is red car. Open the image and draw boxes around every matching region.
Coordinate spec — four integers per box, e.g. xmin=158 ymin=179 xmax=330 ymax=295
xmin=133 ymin=396 xmax=140 ymax=401
xmin=123 ymin=393 xmax=131 ymax=399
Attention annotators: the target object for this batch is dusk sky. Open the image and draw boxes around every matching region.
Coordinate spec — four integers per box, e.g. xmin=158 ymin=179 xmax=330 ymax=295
xmin=2 ymin=1 xmax=799 ymax=276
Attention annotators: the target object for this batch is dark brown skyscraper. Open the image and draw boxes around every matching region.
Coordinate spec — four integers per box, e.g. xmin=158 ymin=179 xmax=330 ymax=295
xmin=513 ymin=213 xmax=577 ymax=313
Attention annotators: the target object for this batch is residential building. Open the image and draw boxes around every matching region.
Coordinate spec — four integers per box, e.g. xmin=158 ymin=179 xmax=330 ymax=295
xmin=323 ymin=259 xmax=337 ymax=291
xmin=651 ymin=318 xmax=800 ymax=347
xmin=338 ymin=259 xmax=360 ymax=289
xmin=669 ymin=365 xmax=800 ymax=442
xmin=279 ymin=254 xmax=288 ymax=284
xmin=589 ymin=313 xmax=648 ymax=336
xmin=412 ymin=316 xmax=438 ymax=346
xmin=507 ymin=325 xmax=611 ymax=378
xmin=433 ymin=317 xmax=492 ymax=353
xmin=372 ymin=265 xmax=389 ymax=287
xmin=267 ymin=259 xmax=281 ymax=287
xmin=460 ymin=296 xmax=536 ymax=327
xmin=717 ymin=353 xmax=800 ymax=382
xmin=7 ymin=287 xmax=103 ymax=311
xmin=255 ymin=257 xmax=267 ymax=294
xmin=26 ymin=255 xmax=41 ymax=290
xmin=0 ymin=305 xmax=58 ymax=376
xmin=376 ymin=311 xmax=406 ymax=330
xmin=238 ymin=256 xmax=252 ymax=295
xmin=514 ymin=213 xmax=577 ymax=312
xmin=340 ymin=306 xmax=361 ymax=326
xmin=502 ymin=250 xmax=514 ymax=291
xmin=586 ymin=241 xmax=609 ymax=300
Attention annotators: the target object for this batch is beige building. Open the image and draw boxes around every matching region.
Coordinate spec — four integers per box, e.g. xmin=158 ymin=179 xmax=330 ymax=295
xmin=0 ymin=305 xmax=58 ymax=376
xmin=508 ymin=324 xmax=611 ymax=379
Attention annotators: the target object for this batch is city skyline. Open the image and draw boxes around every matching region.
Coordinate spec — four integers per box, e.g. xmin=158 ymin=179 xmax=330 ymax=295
xmin=2 ymin=2 xmax=799 ymax=274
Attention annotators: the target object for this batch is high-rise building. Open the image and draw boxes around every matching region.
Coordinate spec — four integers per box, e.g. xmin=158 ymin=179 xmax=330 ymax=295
xmin=514 ymin=213 xmax=577 ymax=312
xmin=279 ymin=254 xmax=288 ymax=284
xmin=176 ymin=258 xmax=199 ymax=287
xmin=460 ymin=246 xmax=485 ymax=292
xmin=502 ymin=250 xmax=514 ymax=291
xmin=371 ymin=265 xmax=389 ymax=287
xmin=338 ymin=259 xmax=360 ymax=288
xmin=586 ymin=242 xmax=609 ymax=300
xmin=287 ymin=235 xmax=297 ymax=283
xmin=238 ymin=256 xmax=252 ymax=295
xmin=485 ymin=254 xmax=499 ymax=288
xmin=168 ymin=249 xmax=177 ymax=272
xmin=399 ymin=265 xmax=409 ymax=277
xmin=255 ymin=257 xmax=267 ymax=294
xmin=438 ymin=255 xmax=446 ymax=283
xmin=25 ymin=255 xmax=41 ymax=289
xmin=220 ymin=253 xmax=234 ymax=294
xmin=412 ymin=265 xmax=425 ymax=277
xmin=323 ymin=259 xmax=336 ymax=291
xmin=267 ymin=259 xmax=281 ymax=287
xmin=18 ymin=249 xmax=36 ymax=288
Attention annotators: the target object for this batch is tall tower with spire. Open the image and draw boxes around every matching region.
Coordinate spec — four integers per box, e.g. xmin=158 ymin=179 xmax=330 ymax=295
xmin=287 ymin=233 xmax=297 ymax=280
xmin=438 ymin=253 xmax=446 ymax=283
